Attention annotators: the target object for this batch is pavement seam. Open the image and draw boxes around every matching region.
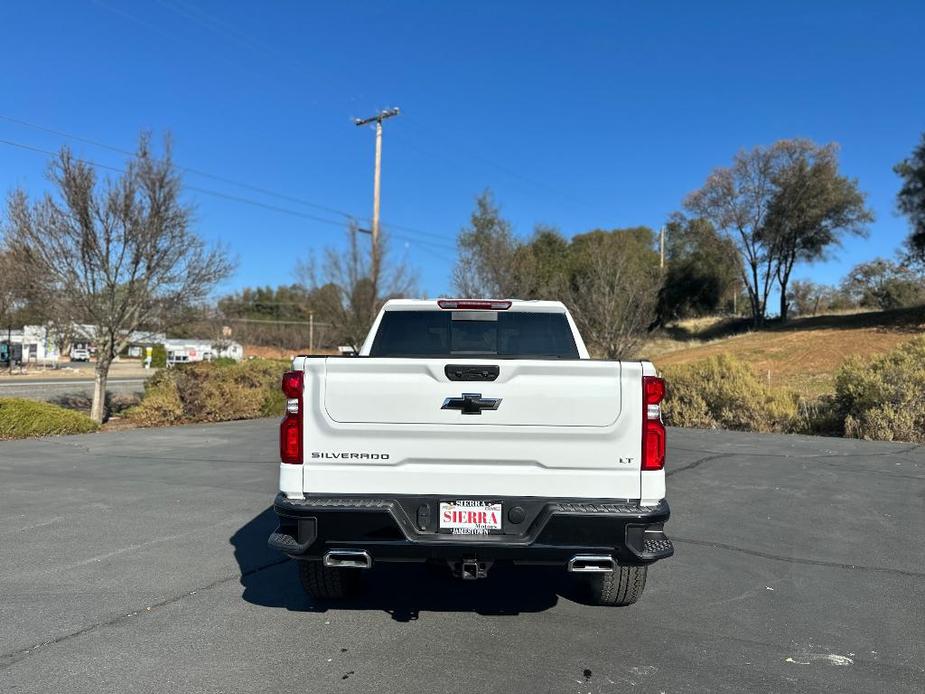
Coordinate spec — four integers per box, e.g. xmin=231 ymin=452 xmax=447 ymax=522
xmin=670 ymin=443 xmax=923 ymax=460
xmin=672 ymin=536 xmax=925 ymax=578
xmin=33 ymin=437 xmax=275 ymax=465
xmin=0 ymin=557 xmax=289 ymax=671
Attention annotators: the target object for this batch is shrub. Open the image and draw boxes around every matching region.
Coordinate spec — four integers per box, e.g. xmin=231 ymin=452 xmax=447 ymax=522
xmin=127 ymin=358 xmax=287 ymax=427
xmin=150 ymin=343 xmax=167 ymax=368
xmin=834 ymin=337 xmax=925 ymax=442
xmin=660 ymin=354 xmax=799 ymax=432
xmin=126 ymin=370 xmax=185 ymax=427
xmin=0 ymin=398 xmax=100 ymax=439
xmin=792 ymin=394 xmax=843 ymax=437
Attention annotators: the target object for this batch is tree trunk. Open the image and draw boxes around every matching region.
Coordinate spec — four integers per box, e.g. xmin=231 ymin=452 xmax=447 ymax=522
xmin=90 ymin=361 xmax=109 ymax=424
xmin=777 ymin=256 xmax=795 ymax=323
xmin=748 ymin=263 xmax=764 ymax=327
xmin=750 ymin=291 xmax=763 ymax=328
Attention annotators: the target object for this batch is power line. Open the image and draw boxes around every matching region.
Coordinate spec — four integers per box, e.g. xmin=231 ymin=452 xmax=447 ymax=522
xmin=0 ymin=113 xmax=352 ymax=220
xmin=0 ymin=113 xmax=455 ymax=244
xmin=399 ymin=113 xmax=600 ymax=211
xmin=97 ymin=2 xmax=589 ymax=219
xmin=0 ymin=137 xmax=456 ymax=252
xmin=156 ymin=0 xmax=288 ymax=67
xmin=221 ymin=316 xmax=331 ymax=326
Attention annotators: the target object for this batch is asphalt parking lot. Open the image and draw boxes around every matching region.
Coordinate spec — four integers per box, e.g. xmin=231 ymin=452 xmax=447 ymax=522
xmin=0 ymin=420 xmax=922 ymax=693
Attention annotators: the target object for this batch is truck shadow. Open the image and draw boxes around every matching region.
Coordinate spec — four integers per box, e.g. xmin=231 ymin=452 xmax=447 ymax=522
xmin=231 ymin=507 xmax=588 ymax=620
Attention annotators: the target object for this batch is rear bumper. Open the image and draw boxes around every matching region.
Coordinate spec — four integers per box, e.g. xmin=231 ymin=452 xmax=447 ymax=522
xmin=268 ymin=492 xmax=673 ymax=566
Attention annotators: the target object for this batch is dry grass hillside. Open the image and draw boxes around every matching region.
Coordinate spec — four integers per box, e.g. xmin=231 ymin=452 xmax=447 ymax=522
xmin=644 ymin=306 xmax=925 ymax=396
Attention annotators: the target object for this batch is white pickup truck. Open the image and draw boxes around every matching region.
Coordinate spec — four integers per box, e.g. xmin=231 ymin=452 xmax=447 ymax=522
xmin=269 ymin=299 xmax=672 ymax=606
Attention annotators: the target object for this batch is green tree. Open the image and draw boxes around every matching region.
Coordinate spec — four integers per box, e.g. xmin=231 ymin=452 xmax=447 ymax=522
xmin=510 ymin=225 xmax=570 ymax=299
xmin=786 ymin=279 xmax=856 ymax=316
xmin=657 ymin=215 xmax=740 ymax=322
xmin=218 ymin=284 xmax=315 ymax=322
xmin=762 ymin=143 xmax=872 ymax=321
xmin=452 ymin=190 xmax=520 ymax=298
xmin=450 ymin=192 xmax=663 ymax=356
xmin=841 ymin=258 xmax=925 ymax=310
xmin=216 ymin=284 xmax=321 ymax=349
xmin=895 ymin=133 xmax=925 ymax=263
xmin=685 ymin=139 xmax=869 ymax=326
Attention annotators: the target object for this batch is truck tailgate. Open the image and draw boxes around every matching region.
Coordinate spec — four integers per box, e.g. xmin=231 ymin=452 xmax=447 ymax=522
xmin=323 ymin=359 xmax=622 ymax=427
xmin=299 ymin=357 xmax=645 ymax=499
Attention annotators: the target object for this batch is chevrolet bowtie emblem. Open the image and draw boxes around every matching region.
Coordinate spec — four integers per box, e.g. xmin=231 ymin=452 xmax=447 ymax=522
xmin=441 ymin=392 xmax=502 ymax=415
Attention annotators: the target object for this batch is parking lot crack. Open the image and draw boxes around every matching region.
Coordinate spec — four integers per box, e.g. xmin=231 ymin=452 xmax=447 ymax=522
xmin=0 ymin=557 xmax=288 ymax=671
xmin=672 ymin=536 xmax=925 ymax=578
xmin=666 ymin=453 xmax=733 ymax=477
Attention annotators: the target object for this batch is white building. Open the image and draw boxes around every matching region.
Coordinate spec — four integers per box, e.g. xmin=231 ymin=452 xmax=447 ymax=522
xmin=4 ymin=323 xmax=242 ymax=366
xmin=163 ymin=338 xmax=244 ymax=365
xmin=69 ymin=324 xmax=166 ymax=350
xmin=2 ymin=326 xmax=62 ymax=365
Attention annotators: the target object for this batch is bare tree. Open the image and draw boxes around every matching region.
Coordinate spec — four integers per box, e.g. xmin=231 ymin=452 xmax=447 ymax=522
xmin=296 ymin=222 xmax=417 ymax=350
xmin=3 ymin=136 xmax=233 ymax=422
xmin=566 ymin=229 xmax=662 ymax=359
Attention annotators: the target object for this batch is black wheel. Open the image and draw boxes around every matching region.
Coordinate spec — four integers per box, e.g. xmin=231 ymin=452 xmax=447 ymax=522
xmin=585 ymin=565 xmax=647 ymax=606
xmin=297 ymin=560 xmax=362 ymax=600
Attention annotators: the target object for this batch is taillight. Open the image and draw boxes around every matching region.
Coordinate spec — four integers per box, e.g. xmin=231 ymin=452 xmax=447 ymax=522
xmin=280 ymin=370 xmax=303 ymax=464
xmin=437 ymin=299 xmax=512 ymax=310
xmin=641 ymin=375 xmax=666 ymax=471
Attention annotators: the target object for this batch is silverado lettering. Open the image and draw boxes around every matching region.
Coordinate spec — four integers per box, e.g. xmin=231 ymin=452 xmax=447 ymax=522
xmin=311 ymin=452 xmax=390 ymax=460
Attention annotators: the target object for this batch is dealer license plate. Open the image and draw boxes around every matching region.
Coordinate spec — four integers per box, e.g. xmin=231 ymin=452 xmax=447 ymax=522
xmin=439 ymin=500 xmax=503 ymax=535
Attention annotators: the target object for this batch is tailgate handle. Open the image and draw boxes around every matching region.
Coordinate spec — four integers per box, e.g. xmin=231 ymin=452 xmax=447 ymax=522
xmin=445 ymin=364 xmax=500 ymax=382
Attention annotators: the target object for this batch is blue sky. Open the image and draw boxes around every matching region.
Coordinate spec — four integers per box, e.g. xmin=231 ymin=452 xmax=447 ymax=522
xmin=1 ymin=1 xmax=923 ymax=301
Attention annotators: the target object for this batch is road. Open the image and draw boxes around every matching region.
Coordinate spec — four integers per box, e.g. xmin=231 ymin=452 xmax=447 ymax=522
xmin=0 ymin=377 xmax=146 ymax=400
xmin=0 ymin=421 xmax=922 ymax=693
xmin=0 ymin=363 xmax=151 ymax=401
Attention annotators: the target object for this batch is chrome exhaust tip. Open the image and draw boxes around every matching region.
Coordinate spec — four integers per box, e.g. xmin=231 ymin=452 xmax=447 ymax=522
xmin=323 ymin=549 xmax=372 ymax=569
xmin=567 ymin=554 xmax=615 ymax=573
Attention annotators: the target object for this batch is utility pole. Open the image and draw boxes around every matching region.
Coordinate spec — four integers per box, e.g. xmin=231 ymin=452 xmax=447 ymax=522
xmin=308 ymin=312 xmax=314 ymax=353
xmin=354 ymin=107 xmax=400 ymax=308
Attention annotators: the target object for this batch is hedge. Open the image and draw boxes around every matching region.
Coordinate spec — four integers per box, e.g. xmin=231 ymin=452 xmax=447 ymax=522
xmin=127 ymin=359 xmax=287 ymax=427
xmin=0 ymin=398 xmax=100 ymax=439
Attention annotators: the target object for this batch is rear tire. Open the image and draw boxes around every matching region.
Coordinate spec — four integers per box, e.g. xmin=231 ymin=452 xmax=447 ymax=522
xmin=298 ymin=560 xmax=362 ymax=600
xmin=586 ymin=565 xmax=647 ymax=606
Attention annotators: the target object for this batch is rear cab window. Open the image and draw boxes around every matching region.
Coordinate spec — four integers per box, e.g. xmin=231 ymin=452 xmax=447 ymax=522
xmin=369 ymin=310 xmax=580 ymax=359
